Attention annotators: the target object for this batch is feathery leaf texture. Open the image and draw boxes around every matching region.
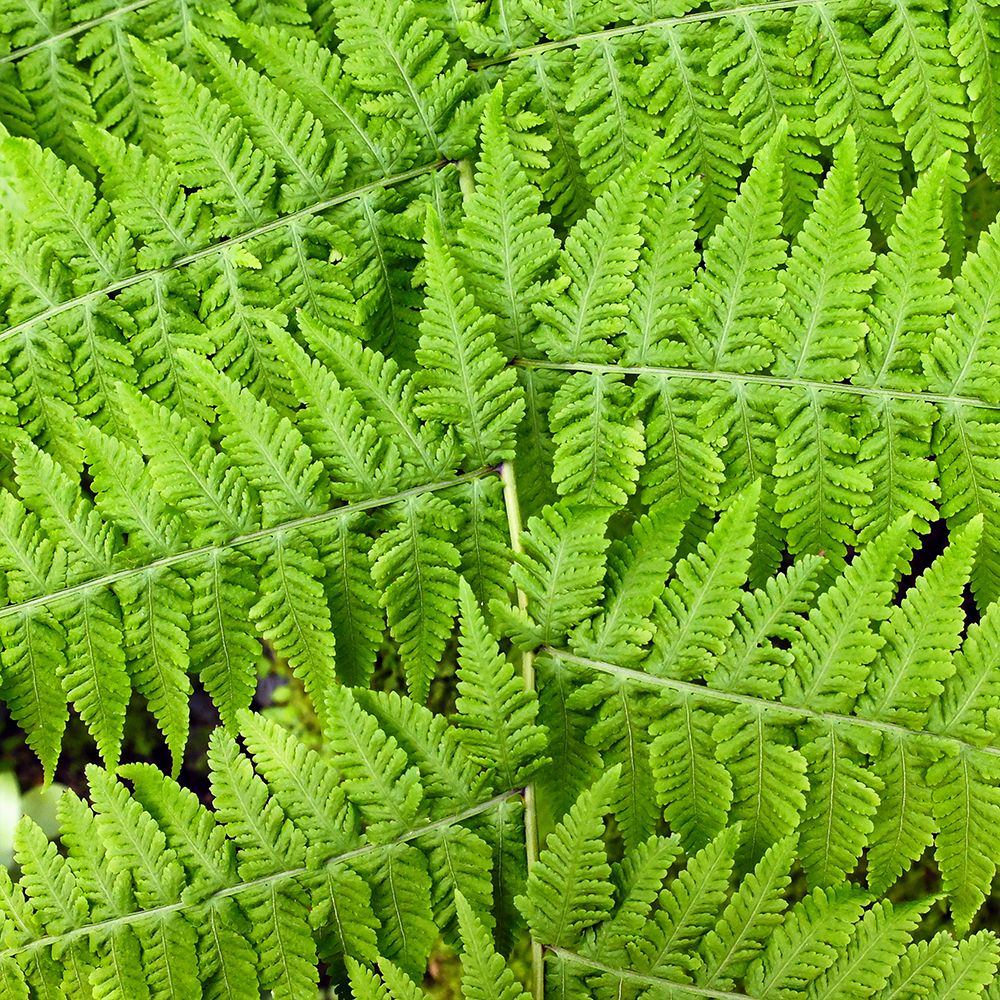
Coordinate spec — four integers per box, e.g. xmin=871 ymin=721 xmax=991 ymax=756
xmin=4 ymin=0 xmax=1000 ymax=997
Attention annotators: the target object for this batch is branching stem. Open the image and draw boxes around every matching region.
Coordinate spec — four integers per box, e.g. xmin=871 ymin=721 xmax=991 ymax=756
xmin=500 ymin=459 xmax=543 ymax=1000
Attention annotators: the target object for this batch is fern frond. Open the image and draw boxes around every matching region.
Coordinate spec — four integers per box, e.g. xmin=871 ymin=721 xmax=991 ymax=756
xmin=118 ymin=386 xmax=261 ymax=543
xmin=872 ymin=0 xmax=970 ymax=243
xmin=629 ymin=825 xmax=740 ymax=982
xmin=299 ymin=312 xmax=456 ymax=479
xmin=638 ymin=22 xmax=741 ymax=236
xmin=686 ymin=121 xmax=786 ymax=372
xmin=698 ymin=835 xmax=797 ymax=989
xmin=620 ymin=178 xmax=700 ymax=367
xmin=114 ymin=566 xmax=192 ymax=776
xmin=790 ymin=3 xmax=904 ymax=233
xmin=572 ymin=499 xmax=689 ymax=666
xmin=330 ymin=0 xmax=480 ymax=158
xmin=247 ymin=529 xmax=338 ymax=725
xmin=949 ymin=0 xmax=1000 ymax=180
xmin=549 ymin=371 xmax=645 ymax=509
xmin=80 ymin=124 xmax=207 ymax=267
xmin=782 ymin=516 xmax=910 ymax=714
xmin=194 ymin=29 xmax=348 ymax=213
xmin=370 ymin=493 xmax=461 ymax=703
xmin=648 ymin=484 xmax=758 ymax=679
xmin=456 ymin=890 xmax=530 ymax=1000
xmin=180 ymin=351 xmax=329 ymax=524
xmin=649 ymin=689 xmax=733 ymax=853
xmin=223 ymin=18 xmax=411 ymax=176
xmin=454 ymin=577 xmax=548 ymax=790
xmin=707 ymin=7 xmax=821 ymax=230
xmin=0 ymin=134 xmax=132 ymax=287
xmin=566 ymin=36 xmax=655 ymax=193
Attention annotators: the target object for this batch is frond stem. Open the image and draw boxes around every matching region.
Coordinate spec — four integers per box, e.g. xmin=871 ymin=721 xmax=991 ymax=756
xmin=545 ymin=646 xmax=1000 ymax=759
xmin=0 ymin=160 xmax=447 ymax=350
xmin=0 ymin=468 xmax=496 ymax=621
xmin=546 ymin=946 xmax=749 ymax=1000
xmin=500 ymin=459 xmax=543 ymax=1000
xmin=0 ymin=787 xmax=523 ymax=962
xmin=516 ymin=359 xmax=1000 ymax=412
xmin=469 ymin=0 xmax=834 ymax=68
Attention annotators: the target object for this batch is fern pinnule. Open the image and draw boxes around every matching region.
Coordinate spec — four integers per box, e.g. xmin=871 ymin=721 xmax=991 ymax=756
xmin=454 ymin=577 xmax=548 ymax=791
xmin=415 ymin=206 xmax=524 ymax=468
xmin=456 ymin=83 xmax=565 ymax=361
xmin=533 ymin=159 xmax=646 ymax=365
xmin=516 ymin=765 xmax=620 ymax=949
xmin=194 ymin=28 xmax=348 ymax=213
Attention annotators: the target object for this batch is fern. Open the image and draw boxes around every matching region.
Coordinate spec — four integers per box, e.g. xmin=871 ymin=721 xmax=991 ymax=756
xmin=6 ymin=1 xmax=1000 ymax=997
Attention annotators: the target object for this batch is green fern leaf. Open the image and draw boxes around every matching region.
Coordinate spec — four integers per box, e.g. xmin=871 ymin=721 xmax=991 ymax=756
xmin=370 ymin=493 xmax=461 ymax=702
xmin=533 ymin=161 xmax=647 ymax=364
xmin=113 ymin=567 xmax=192 ymax=776
xmin=584 ymin=833 xmax=682 ymax=965
xmin=299 ymin=312 xmax=456 ymax=479
xmin=181 ymin=351 xmax=329 ymax=523
xmin=686 ymin=121 xmax=786 ymax=373
xmin=569 ymin=674 xmax=657 ymax=852
xmin=807 ymin=897 xmax=934 ymax=1000
xmin=648 ymin=484 xmax=758 ymax=679
xmin=325 ymin=685 xmax=424 ymax=841
xmin=237 ymin=710 xmax=355 ymax=858
xmin=949 ymin=0 xmax=1000 ymax=180
xmin=797 ymin=726 xmax=881 ymax=887
xmin=567 ymin=37 xmax=655 ymax=193
xmin=549 ymin=371 xmax=645 ymax=509
xmin=858 ymin=516 xmax=980 ymax=728
xmin=698 ymin=835 xmax=797 ymax=989
xmin=649 ymin=691 xmax=733 ymax=853
xmin=330 ymin=0 xmax=480 ymax=158
xmin=517 ymin=765 xmax=620 ymax=949
xmin=744 ymin=884 xmax=868 ymax=999
xmin=356 ymin=687 xmax=481 ymax=812
xmin=207 ymin=728 xmax=308 ymax=879
xmin=571 ymin=499 xmax=690 ymax=666
xmin=707 ymin=555 xmax=822 ymax=700
xmin=638 ymin=22 xmax=741 ymax=236
xmin=195 ymin=30 xmax=348 ymax=213
xmin=490 ymin=502 xmax=611 ymax=649
xmin=454 ymin=577 xmax=547 ymax=790
xmin=715 ymin=704 xmax=809 ymax=868
xmin=131 ymin=40 xmax=276 ymax=231
xmin=79 ymin=124 xmax=207 ymax=267
xmin=782 ymin=516 xmax=911 ymax=714
xmin=456 ymin=83 xmax=565 ymax=360
xmin=80 ymin=422 xmax=188 ymax=558
xmin=223 ymin=19 xmax=410 ymax=175
xmin=415 ymin=206 xmax=524 ymax=467
xmin=247 ymin=529 xmax=338 ymax=725
xmin=456 ymin=889 xmax=530 ymax=1000
xmin=119 ymin=386 xmax=261 ymax=543
xmin=790 ymin=4 xmax=904 ymax=233
xmin=630 ymin=825 xmax=740 ymax=982
xmin=621 ymin=178 xmax=700 ymax=366
xmin=189 ymin=548 xmax=261 ymax=733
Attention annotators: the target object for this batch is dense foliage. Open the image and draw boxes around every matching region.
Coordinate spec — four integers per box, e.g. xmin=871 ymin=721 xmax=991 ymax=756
xmin=2 ymin=0 xmax=1000 ymax=997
